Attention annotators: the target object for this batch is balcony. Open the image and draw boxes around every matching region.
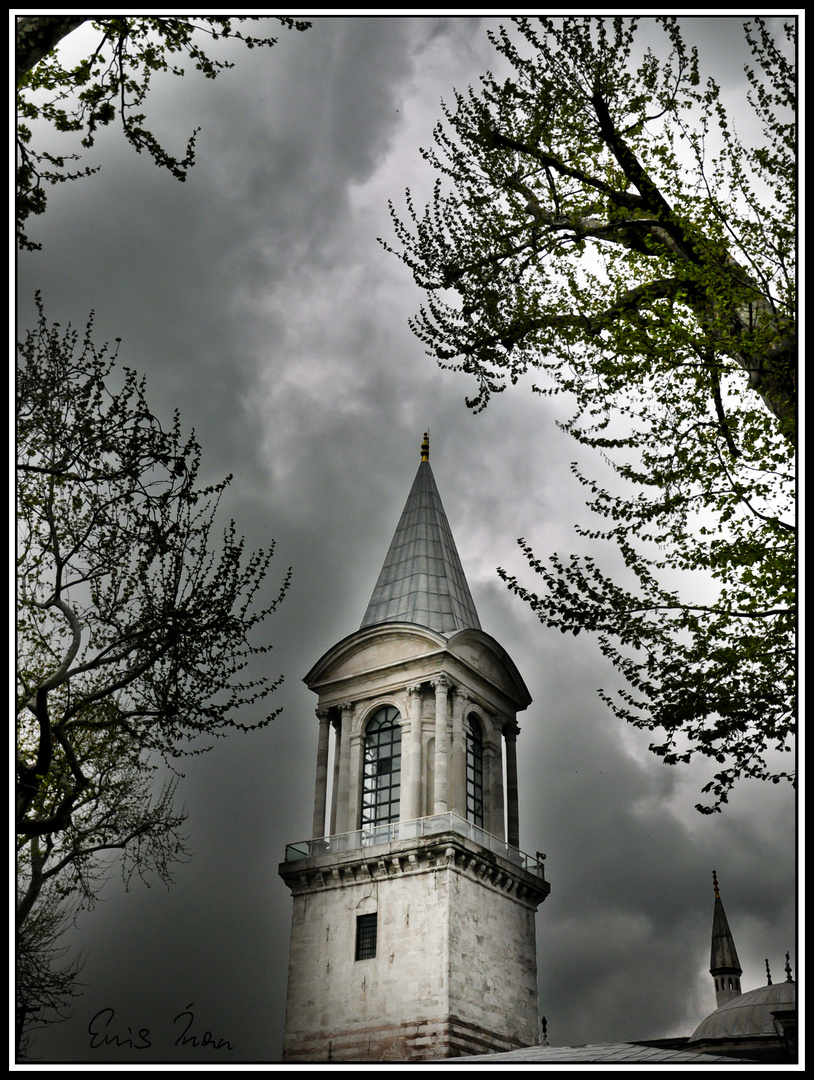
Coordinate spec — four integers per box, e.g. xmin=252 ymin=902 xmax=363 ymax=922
xmin=283 ymin=811 xmax=546 ymax=880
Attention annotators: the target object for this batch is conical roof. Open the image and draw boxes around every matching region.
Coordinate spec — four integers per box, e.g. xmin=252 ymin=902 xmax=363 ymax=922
xmin=360 ymin=434 xmax=481 ymax=635
xmin=710 ymin=871 xmax=742 ymax=975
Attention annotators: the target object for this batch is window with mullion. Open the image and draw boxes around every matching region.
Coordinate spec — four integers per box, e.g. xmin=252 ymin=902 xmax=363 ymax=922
xmin=361 ymin=705 xmax=402 ymax=827
xmin=355 ymin=912 xmax=377 ymax=960
xmin=465 ymin=719 xmax=484 ymax=827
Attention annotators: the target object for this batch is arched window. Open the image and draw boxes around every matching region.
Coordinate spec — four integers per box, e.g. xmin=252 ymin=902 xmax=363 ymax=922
xmin=361 ymin=705 xmax=402 ymax=828
xmin=465 ymin=716 xmax=484 ymax=827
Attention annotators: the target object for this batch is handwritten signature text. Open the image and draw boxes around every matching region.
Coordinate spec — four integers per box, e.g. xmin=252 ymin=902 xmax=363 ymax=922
xmin=88 ymin=1004 xmax=234 ymax=1051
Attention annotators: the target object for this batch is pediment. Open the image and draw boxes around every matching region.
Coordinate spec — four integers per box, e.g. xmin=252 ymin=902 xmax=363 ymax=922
xmin=304 ymin=623 xmax=447 ymax=689
xmin=305 ymin=623 xmax=531 ymax=712
xmin=447 ymin=628 xmax=532 ymax=710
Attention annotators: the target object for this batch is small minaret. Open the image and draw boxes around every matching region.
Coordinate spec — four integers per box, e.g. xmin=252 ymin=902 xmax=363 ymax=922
xmin=278 ymin=434 xmax=550 ymax=1061
xmin=709 ymin=870 xmax=742 ymax=1007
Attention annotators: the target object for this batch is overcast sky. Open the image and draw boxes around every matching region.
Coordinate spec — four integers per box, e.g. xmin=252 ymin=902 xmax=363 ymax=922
xmin=16 ymin=14 xmax=797 ymax=1065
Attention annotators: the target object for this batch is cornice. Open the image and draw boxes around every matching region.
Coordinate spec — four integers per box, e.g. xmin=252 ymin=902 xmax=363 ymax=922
xmin=279 ymin=830 xmax=550 ymax=909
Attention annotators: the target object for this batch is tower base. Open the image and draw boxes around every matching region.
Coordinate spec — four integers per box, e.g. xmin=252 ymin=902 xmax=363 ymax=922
xmin=279 ymin=826 xmax=550 ymax=1063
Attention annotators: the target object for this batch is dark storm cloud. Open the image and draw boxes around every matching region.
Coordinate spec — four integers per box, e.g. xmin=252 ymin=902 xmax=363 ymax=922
xmin=16 ymin=15 xmax=795 ymax=1063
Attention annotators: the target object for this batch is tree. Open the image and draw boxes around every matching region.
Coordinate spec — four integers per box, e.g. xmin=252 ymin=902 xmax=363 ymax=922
xmin=16 ymin=880 xmax=85 ymax=1057
xmin=16 ymin=296 xmax=291 ymax=1050
xmin=384 ymin=17 xmax=796 ymax=810
xmin=15 ymin=15 xmax=310 ymax=250
xmin=16 ymin=694 xmax=188 ymax=1055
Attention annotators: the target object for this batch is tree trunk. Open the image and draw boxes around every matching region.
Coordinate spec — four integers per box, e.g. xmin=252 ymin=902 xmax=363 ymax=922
xmin=16 ymin=16 xmax=89 ymax=87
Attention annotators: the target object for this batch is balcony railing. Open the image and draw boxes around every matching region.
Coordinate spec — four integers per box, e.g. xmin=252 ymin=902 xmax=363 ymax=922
xmin=283 ymin=812 xmax=546 ymax=879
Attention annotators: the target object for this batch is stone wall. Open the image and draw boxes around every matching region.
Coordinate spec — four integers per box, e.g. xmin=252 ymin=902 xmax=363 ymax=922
xmin=280 ymin=833 xmax=548 ymax=1062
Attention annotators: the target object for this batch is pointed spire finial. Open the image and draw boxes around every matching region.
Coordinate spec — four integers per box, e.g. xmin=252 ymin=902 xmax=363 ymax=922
xmin=765 ymin=958 xmax=773 ymax=985
xmin=709 ymin=869 xmax=742 ymax=1006
xmin=785 ymin=952 xmax=793 ymax=982
xmin=360 ymin=435 xmax=482 ymax=633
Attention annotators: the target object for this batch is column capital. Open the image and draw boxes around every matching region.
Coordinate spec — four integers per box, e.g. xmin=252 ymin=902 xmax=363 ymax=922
xmin=451 ymin=690 xmax=468 ymax=724
xmin=503 ymin=717 xmax=521 ymax=740
xmin=316 ymin=706 xmax=332 ymax=721
xmin=431 ymin=674 xmax=451 ymax=692
xmin=407 ymin=682 xmax=424 ymax=697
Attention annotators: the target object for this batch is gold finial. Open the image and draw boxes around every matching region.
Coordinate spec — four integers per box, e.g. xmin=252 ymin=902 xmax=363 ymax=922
xmin=420 ymin=432 xmax=429 ymax=462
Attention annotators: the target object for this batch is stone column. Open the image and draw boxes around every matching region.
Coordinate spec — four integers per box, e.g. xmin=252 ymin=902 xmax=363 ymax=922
xmin=403 ymin=684 xmax=423 ymax=823
xmin=346 ymin=728 xmax=363 ymax=833
xmin=450 ymin=691 xmax=468 ymax=818
xmin=335 ymin=701 xmax=354 ymax=835
xmin=432 ymin=676 xmax=451 ymax=814
xmin=311 ymin=708 xmax=331 ymax=839
xmin=486 ymin=733 xmax=505 ymax=841
xmin=329 ymin=714 xmax=341 ymax=836
xmin=504 ymin=719 xmax=520 ymax=847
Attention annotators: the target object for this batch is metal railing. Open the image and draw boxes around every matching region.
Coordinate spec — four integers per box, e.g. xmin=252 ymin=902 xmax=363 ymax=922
xmin=283 ymin=811 xmax=546 ymax=879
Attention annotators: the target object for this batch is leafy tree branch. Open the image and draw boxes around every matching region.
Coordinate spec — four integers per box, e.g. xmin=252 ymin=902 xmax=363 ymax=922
xmin=16 ymin=296 xmax=290 ymax=1049
xmin=15 ymin=15 xmax=310 ymax=250
xmin=385 ymin=16 xmax=796 ymax=809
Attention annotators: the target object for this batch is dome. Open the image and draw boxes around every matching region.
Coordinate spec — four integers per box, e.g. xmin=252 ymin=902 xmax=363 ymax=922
xmin=689 ymin=981 xmax=796 ymax=1044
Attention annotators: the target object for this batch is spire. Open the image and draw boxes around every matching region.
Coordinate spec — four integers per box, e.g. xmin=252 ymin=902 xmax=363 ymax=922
xmin=360 ymin=434 xmax=481 ymax=634
xmin=709 ymin=871 xmax=742 ymax=1007
xmin=539 ymin=1016 xmax=549 ymax=1047
xmin=785 ymin=952 xmax=794 ymax=982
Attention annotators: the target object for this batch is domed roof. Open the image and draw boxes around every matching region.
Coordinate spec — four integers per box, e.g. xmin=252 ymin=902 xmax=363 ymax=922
xmin=689 ymin=980 xmax=796 ymax=1044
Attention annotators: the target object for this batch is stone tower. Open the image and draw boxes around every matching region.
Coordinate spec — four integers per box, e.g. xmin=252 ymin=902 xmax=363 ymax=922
xmin=278 ymin=435 xmax=550 ymax=1062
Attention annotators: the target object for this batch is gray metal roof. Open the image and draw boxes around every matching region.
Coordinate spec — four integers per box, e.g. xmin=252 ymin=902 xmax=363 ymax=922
xmin=689 ymin=981 xmax=796 ymax=1043
xmin=449 ymin=1042 xmax=744 ymax=1064
xmin=360 ymin=455 xmax=481 ymax=634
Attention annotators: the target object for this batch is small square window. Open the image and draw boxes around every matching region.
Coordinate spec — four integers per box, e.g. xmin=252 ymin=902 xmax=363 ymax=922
xmin=355 ymin=912 xmax=377 ymax=961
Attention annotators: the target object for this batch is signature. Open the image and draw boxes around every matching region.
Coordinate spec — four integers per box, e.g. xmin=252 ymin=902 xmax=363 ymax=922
xmin=88 ymin=1004 xmax=234 ymax=1051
